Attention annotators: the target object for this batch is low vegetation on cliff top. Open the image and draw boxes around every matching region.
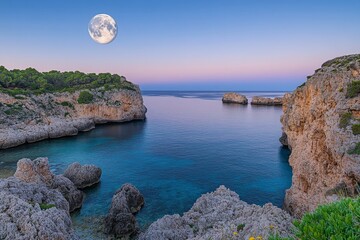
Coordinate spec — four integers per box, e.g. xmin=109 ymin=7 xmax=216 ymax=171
xmin=270 ymin=197 xmax=360 ymax=240
xmin=0 ymin=66 xmax=136 ymax=96
xmin=346 ymin=80 xmax=360 ymax=98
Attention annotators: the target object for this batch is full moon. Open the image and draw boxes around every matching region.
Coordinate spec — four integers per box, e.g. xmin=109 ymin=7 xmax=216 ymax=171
xmin=88 ymin=14 xmax=117 ymax=44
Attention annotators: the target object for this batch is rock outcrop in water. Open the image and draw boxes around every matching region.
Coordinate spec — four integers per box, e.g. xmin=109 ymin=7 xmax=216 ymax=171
xmin=14 ymin=157 xmax=84 ymax=212
xmin=251 ymin=96 xmax=283 ymax=106
xmin=105 ymin=183 xmax=145 ymax=238
xmin=222 ymin=93 xmax=248 ymax=104
xmin=0 ymin=159 xmax=80 ymax=240
xmin=281 ymin=54 xmax=360 ymax=217
xmin=63 ymin=162 xmax=102 ymax=189
xmin=140 ymin=186 xmax=293 ymax=240
xmin=0 ymin=87 xmax=146 ymax=149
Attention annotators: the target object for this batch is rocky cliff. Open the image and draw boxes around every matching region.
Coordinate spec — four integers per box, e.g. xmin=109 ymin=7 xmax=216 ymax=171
xmin=0 ymin=87 xmax=146 ymax=149
xmin=281 ymin=54 xmax=360 ymax=217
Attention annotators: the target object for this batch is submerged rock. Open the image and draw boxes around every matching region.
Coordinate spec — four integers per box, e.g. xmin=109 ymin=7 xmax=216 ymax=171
xmin=251 ymin=96 xmax=283 ymax=106
xmin=140 ymin=186 xmax=293 ymax=240
xmin=105 ymin=183 xmax=144 ymax=238
xmin=14 ymin=157 xmax=84 ymax=212
xmin=222 ymin=93 xmax=248 ymax=104
xmin=63 ymin=162 xmax=102 ymax=189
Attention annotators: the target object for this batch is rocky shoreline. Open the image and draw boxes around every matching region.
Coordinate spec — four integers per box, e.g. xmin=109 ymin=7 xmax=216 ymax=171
xmin=0 ymin=87 xmax=147 ymax=149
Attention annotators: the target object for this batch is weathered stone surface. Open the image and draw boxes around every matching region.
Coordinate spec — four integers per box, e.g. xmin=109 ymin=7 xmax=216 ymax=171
xmin=222 ymin=93 xmax=248 ymax=104
xmin=281 ymin=54 xmax=360 ymax=217
xmin=140 ymin=186 xmax=293 ymax=240
xmin=105 ymin=184 xmax=144 ymax=238
xmin=52 ymin=175 xmax=84 ymax=212
xmin=63 ymin=162 xmax=102 ymax=189
xmin=0 ymin=88 xmax=146 ymax=149
xmin=0 ymin=177 xmax=78 ymax=240
xmin=279 ymin=132 xmax=289 ymax=148
xmin=251 ymin=96 xmax=283 ymax=106
xmin=14 ymin=157 xmax=84 ymax=212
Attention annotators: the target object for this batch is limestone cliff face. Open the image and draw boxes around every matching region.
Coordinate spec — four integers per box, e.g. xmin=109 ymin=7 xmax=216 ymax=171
xmin=0 ymin=86 xmax=146 ymax=149
xmin=281 ymin=54 xmax=360 ymax=217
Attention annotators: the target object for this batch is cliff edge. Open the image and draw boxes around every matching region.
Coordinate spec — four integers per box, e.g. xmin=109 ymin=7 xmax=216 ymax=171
xmin=0 ymin=67 xmax=146 ymax=149
xmin=281 ymin=54 xmax=360 ymax=217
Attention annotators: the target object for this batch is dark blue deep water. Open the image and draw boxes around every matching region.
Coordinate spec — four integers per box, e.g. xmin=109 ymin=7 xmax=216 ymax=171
xmin=0 ymin=91 xmax=292 ymax=237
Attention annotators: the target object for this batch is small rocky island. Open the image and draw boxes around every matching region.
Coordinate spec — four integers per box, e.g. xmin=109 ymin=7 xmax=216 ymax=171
xmin=222 ymin=92 xmax=248 ymax=104
xmin=222 ymin=92 xmax=283 ymax=106
xmin=0 ymin=66 xmax=147 ymax=149
xmin=251 ymin=96 xmax=283 ymax=106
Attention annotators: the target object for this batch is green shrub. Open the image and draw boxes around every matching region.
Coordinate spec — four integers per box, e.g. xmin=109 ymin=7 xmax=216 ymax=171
xmin=352 ymin=124 xmax=360 ymax=135
xmin=77 ymin=91 xmax=93 ymax=104
xmin=0 ymin=65 xmax=136 ymax=95
xmin=339 ymin=112 xmax=352 ymax=129
xmin=348 ymin=143 xmax=360 ymax=155
xmin=237 ymin=223 xmax=245 ymax=232
xmin=60 ymin=101 xmax=74 ymax=109
xmin=297 ymin=82 xmax=306 ymax=89
xmin=346 ymin=80 xmax=360 ymax=98
xmin=39 ymin=203 xmax=56 ymax=210
xmin=271 ymin=197 xmax=360 ymax=240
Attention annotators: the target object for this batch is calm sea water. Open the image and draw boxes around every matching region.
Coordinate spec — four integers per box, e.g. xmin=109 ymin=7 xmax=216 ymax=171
xmin=0 ymin=91 xmax=292 ymax=237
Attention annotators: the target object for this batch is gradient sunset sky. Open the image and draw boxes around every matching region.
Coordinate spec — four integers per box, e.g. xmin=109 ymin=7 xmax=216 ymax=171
xmin=1 ymin=0 xmax=359 ymax=90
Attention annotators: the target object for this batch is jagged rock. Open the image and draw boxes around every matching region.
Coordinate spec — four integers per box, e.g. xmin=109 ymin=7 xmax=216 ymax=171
xmin=105 ymin=184 xmax=144 ymax=237
xmin=63 ymin=162 xmax=102 ymax=189
xmin=279 ymin=132 xmax=289 ymax=148
xmin=14 ymin=157 xmax=54 ymax=184
xmin=140 ymin=186 xmax=293 ymax=240
xmin=0 ymin=177 xmax=78 ymax=240
xmin=281 ymin=54 xmax=360 ymax=217
xmin=251 ymin=96 xmax=283 ymax=106
xmin=222 ymin=93 xmax=248 ymax=104
xmin=0 ymin=88 xmax=147 ymax=149
xmin=51 ymin=175 xmax=84 ymax=212
xmin=14 ymin=157 xmax=84 ymax=212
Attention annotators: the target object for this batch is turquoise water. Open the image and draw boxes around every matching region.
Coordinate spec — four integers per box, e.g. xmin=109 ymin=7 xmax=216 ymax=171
xmin=0 ymin=91 xmax=292 ymax=236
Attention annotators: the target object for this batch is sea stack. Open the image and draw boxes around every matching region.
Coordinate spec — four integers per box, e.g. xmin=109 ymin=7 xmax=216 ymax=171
xmin=251 ymin=96 xmax=283 ymax=106
xmin=222 ymin=92 xmax=248 ymax=104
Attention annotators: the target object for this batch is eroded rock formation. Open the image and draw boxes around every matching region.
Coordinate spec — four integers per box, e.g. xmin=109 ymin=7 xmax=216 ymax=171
xmin=0 ymin=161 xmax=79 ymax=239
xmin=14 ymin=157 xmax=84 ymax=212
xmin=281 ymin=54 xmax=360 ymax=217
xmin=105 ymin=183 xmax=145 ymax=238
xmin=0 ymin=88 xmax=146 ymax=149
xmin=64 ymin=162 xmax=102 ymax=189
xmin=251 ymin=96 xmax=283 ymax=106
xmin=140 ymin=186 xmax=293 ymax=240
xmin=222 ymin=93 xmax=248 ymax=104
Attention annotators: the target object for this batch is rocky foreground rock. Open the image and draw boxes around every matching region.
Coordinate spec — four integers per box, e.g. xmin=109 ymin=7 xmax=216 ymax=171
xmin=14 ymin=157 xmax=84 ymax=212
xmin=105 ymin=183 xmax=145 ymax=238
xmin=0 ymin=159 xmax=80 ymax=240
xmin=64 ymin=162 xmax=102 ymax=189
xmin=140 ymin=186 xmax=293 ymax=240
xmin=222 ymin=93 xmax=248 ymax=104
xmin=251 ymin=96 xmax=283 ymax=106
xmin=0 ymin=87 xmax=146 ymax=149
xmin=281 ymin=54 xmax=360 ymax=217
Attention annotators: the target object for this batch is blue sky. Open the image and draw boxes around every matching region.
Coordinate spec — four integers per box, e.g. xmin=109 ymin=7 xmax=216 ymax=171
xmin=0 ymin=0 xmax=359 ymax=90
